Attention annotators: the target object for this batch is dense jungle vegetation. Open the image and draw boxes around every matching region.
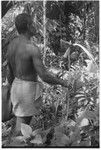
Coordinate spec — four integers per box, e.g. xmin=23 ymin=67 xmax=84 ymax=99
xmin=2 ymin=1 xmax=99 ymax=148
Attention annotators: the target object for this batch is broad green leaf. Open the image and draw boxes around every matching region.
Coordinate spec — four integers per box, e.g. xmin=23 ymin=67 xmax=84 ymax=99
xmin=32 ymin=128 xmax=42 ymax=137
xmin=30 ymin=134 xmax=43 ymax=145
xmin=79 ymin=118 xmax=89 ymax=127
xmin=21 ymin=123 xmax=32 ymax=138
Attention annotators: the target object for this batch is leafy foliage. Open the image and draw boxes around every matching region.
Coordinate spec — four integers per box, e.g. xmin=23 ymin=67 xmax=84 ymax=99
xmin=2 ymin=0 xmax=99 ymax=148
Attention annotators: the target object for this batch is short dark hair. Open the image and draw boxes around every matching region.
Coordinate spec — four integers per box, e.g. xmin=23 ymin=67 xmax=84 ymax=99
xmin=15 ymin=13 xmax=32 ymax=34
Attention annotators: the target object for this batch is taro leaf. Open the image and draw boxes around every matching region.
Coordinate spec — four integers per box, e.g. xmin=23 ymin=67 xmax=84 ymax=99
xmin=21 ymin=123 xmax=32 ymax=138
xmin=30 ymin=134 xmax=43 ymax=145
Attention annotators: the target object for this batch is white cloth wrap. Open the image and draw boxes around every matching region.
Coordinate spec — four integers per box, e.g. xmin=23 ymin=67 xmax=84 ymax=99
xmin=11 ymin=78 xmax=43 ymax=117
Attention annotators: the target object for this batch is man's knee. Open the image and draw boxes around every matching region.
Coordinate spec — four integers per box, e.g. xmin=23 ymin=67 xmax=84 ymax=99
xmin=17 ymin=116 xmax=32 ymax=125
xmin=15 ymin=116 xmax=32 ymax=133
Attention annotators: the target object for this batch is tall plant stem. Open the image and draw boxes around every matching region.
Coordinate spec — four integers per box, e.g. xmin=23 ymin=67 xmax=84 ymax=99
xmin=43 ymin=0 xmax=47 ymax=66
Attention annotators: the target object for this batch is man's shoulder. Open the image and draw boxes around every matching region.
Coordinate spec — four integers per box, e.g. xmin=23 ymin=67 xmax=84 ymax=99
xmin=27 ymin=43 xmax=40 ymax=56
xmin=8 ymin=37 xmax=19 ymax=50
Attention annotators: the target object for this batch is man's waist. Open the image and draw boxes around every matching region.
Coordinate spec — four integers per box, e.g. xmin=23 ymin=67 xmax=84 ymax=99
xmin=12 ymin=77 xmax=43 ymax=95
xmin=15 ymin=75 xmax=38 ymax=82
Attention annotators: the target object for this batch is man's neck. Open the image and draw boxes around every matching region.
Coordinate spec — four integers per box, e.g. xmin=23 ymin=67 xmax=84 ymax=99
xmin=20 ymin=33 xmax=31 ymax=41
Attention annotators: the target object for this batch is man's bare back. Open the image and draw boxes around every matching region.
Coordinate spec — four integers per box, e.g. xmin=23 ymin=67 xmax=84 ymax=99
xmin=8 ymin=36 xmax=37 ymax=82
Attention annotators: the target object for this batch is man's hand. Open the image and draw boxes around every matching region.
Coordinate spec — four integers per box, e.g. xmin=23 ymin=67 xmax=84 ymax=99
xmin=59 ymin=79 xmax=72 ymax=88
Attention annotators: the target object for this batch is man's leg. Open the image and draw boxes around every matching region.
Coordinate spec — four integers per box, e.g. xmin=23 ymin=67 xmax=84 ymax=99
xmin=14 ymin=116 xmax=32 ymax=136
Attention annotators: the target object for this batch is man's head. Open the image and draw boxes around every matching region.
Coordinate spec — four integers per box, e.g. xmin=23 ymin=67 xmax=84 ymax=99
xmin=15 ymin=13 xmax=35 ymax=37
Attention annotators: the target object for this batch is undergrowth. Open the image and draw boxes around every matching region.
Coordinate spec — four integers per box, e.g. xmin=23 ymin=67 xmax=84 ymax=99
xmin=2 ymin=62 xmax=99 ymax=147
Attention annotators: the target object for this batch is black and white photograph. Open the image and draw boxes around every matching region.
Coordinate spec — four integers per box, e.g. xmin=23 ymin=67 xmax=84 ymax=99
xmin=1 ymin=0 xmax=99 ymax=148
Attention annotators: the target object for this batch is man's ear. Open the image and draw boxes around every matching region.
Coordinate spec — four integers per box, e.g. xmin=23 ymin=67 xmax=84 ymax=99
xmin=27 ymin=23 xmax=30 ymax=31
xmin=27 ymin=22 xmax=37 ymax=36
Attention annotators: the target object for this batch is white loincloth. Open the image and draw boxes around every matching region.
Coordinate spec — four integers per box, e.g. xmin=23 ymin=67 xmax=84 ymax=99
xmin=10 ymin=78 xmax=43 ymax=117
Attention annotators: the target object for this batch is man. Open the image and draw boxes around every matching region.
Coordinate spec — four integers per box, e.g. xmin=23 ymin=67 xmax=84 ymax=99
xmin=7 ymin=13 xmax=70 ymax=134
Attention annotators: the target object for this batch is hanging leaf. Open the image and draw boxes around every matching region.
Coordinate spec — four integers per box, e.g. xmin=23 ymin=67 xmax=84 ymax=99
xmin=73 ymin=43 xmax=95 ymax=63
xmin=75 ymin=94 xmax=85 ymax=98
xmin=21 ymin=123 xmax=32 ymax=138
xmin=78 ymin=97 xmax=86 ymax=102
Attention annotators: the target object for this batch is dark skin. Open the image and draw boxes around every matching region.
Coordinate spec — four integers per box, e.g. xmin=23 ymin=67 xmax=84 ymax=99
xmin=7 ymin=30 xmax=69 ymax=134
xmin=7 ymin=35 xmax=68 ymax=86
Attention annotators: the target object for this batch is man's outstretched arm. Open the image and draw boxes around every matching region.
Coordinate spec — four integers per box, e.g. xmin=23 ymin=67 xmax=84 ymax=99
xmin=32 ymin=46 xmax=68 ymax=88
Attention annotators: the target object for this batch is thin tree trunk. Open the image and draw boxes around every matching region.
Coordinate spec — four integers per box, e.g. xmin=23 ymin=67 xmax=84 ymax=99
xmin=43 ymin=0 xmax=47 ymax=66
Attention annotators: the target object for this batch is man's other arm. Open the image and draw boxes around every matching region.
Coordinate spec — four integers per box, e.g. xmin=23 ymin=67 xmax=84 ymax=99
xmin=31 ymin=46 xmax=68 ymax=88
xmin=6 ymin=62 xmax=14 ymax=86
xmin=6 ymin=49 xmax=14 ymax=87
